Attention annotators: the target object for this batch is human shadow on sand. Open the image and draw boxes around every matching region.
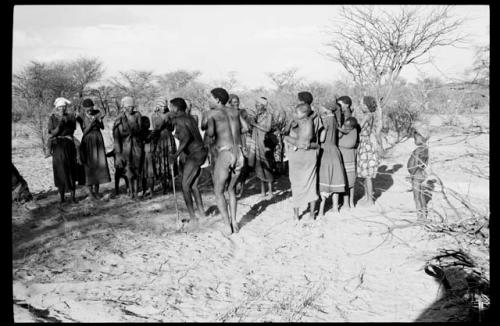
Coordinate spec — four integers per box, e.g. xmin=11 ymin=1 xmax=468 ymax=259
xmin=415 ymin=250 xmax=489 ymax=322
xmin=354 ymin=164 xmax=403 ymax=205
xmin=237 ymin=176 xmax=291 ymax=230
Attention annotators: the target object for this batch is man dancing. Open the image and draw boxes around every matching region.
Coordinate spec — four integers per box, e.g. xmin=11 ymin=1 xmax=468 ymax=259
xmin=166 ymin=97 xmax=208 ymax=223
xmin=202 ymin=88 xmax=248 ymax=235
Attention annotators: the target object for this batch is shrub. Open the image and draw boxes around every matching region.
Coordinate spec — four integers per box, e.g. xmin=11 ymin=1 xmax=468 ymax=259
xmin=384 ymin=100 xmax=420 ymax=142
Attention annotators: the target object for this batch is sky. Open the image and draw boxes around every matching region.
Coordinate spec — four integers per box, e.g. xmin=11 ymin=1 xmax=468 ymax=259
xmin=12 ymin=5 xmax=489 ymax=89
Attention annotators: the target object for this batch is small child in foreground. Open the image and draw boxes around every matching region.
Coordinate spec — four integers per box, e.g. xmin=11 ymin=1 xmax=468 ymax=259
xmin=407 ymin=126 xmax=430 ymax=221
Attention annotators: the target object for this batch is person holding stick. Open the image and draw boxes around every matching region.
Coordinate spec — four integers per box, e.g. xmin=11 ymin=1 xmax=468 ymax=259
xmin=166 ymin=98 xmax=208 ymax=223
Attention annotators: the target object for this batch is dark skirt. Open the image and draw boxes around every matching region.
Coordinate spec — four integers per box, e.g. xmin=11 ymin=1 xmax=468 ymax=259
xmin=80 ymin=130 xmax=111 ymax=185
xmin=248 ymin=132 xmax=273 ymax=182
xmin=318 ymin=145 xmax=346 ymax=195
xmin=52 ymin=137 xmax=80 ymax=192
xmin=288 ymin=147 xmax=319 ymax=208
xmin=340 ymin=147 xmax=357 ymax=189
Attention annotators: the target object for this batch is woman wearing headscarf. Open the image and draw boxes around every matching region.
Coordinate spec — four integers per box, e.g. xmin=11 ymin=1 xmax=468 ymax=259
xmin=357 ymin=96 xmax=380 ymax=205
xmin=151 ymin=96 xmax=176 ymax=194
xmin=77 ymin=98 xmax=111 ymax=199
xmin=47 ymin=97 xmax=82 ymax=203
xmin=113 ymin=96 xmax=143 ymax=199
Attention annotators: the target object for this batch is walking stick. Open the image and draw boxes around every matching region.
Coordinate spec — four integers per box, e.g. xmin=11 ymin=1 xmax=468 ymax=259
xmin=170 ymin=163 xmax=182 ymax=231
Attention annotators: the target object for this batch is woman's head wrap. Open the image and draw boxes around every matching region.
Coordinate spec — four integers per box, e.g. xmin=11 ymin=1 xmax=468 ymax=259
xmin=155 ymin=96 xmax=168 ymax=107
xmin=121 ymin=96 xmax=135 ymax=108
xmin=257 ymin=97 xmax=268 ymax=106
xmin=228 ymin=94 xmax=239 ymax=103
xmin=82 ymin=98 xmax=94 ymax=108
xmin=363 ymin=96 xmax=377 ymax=112
xmin=54 ymin=97 xmax=71 ymax=108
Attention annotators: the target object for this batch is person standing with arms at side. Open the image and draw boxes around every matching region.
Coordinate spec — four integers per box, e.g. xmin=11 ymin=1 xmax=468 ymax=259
xmin=357 ymin=96 xmax=380 ymax=206
xmin=203 ymin=88 xmax=246 ymax=235
xmin=113 ymin=96 xmax=142 ymax=199
xmin=247 ymin=97 xmax=273 ymax=198
xmin=47 ymin=97 xmax=82 ymax=204
xmin=77 ymin=98 xmax=111 ymax=200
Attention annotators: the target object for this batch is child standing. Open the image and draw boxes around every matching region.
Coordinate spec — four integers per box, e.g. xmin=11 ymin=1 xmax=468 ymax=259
xmin=407 ymin=125 xmax=430 ymax=221
xmin=338 ymin=117 xmax=359 ymax=210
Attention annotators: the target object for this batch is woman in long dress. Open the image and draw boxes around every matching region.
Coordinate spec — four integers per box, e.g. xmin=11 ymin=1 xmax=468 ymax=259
xmin=284 ymin=103 xmax=319 ymax=221
xmin=248 ymin=97 xmax=274 ymax=197
xmin=77 ymin=98 xmax=111 ymax=199
xmin=151 ymin=97 xmax=177 ymax=194
xmin=318 ymin=104 xmax=346 ymax=216
xmin=47 ymin=97 xmax=82 ymax=203
xmin=357 ymin=96 xmax=380 ymax=205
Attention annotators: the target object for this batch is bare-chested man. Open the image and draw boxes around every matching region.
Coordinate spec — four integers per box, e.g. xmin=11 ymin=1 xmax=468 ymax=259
xmin=202 ymin=88 xmax=248 ymax=235
xmin=165 ymin=98 xmax=208 ymax=223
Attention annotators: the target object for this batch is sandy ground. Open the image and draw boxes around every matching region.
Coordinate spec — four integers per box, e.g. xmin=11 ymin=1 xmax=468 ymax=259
xmin=12 ymin=114 xmax=489 ymax=322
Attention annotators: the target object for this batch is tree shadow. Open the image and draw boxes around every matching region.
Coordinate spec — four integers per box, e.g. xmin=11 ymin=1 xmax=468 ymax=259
xmin=415 ymin=250 xmax=490 ymax=322
xmin=237 ymin=176 xmax=291 ymax=230
xmin=11 ymin=187 xmax=185 ymax=260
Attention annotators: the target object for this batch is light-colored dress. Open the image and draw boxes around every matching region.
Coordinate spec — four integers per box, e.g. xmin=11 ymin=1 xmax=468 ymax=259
xmin=357 ymin=112 xmax=379 ymax=178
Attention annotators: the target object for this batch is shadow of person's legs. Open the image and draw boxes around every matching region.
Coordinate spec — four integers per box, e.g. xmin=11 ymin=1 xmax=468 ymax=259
xmin=237 ymin=176 xmax=291 ymax=230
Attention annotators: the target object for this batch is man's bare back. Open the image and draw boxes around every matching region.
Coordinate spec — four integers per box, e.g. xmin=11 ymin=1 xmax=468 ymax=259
xmin=206 ymin=88 xmax=245 ymax=235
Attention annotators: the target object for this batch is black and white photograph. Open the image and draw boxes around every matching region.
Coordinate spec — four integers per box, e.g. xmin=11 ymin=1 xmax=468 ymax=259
xmin=11 ymin=4 xmax=489 ymax=322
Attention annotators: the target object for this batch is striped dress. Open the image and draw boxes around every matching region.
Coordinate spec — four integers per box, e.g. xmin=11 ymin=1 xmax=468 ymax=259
xmin=339 ymin=128 xmax=358 ymax=189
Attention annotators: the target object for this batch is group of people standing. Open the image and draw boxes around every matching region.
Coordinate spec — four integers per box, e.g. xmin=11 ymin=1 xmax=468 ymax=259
xmin=45 ymin=87 xmax=382 ymax=235
xmin=47 ymin=97 xmax=111 ymax=203
xmin=282 ymin=91 xmax=380 ymax=221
